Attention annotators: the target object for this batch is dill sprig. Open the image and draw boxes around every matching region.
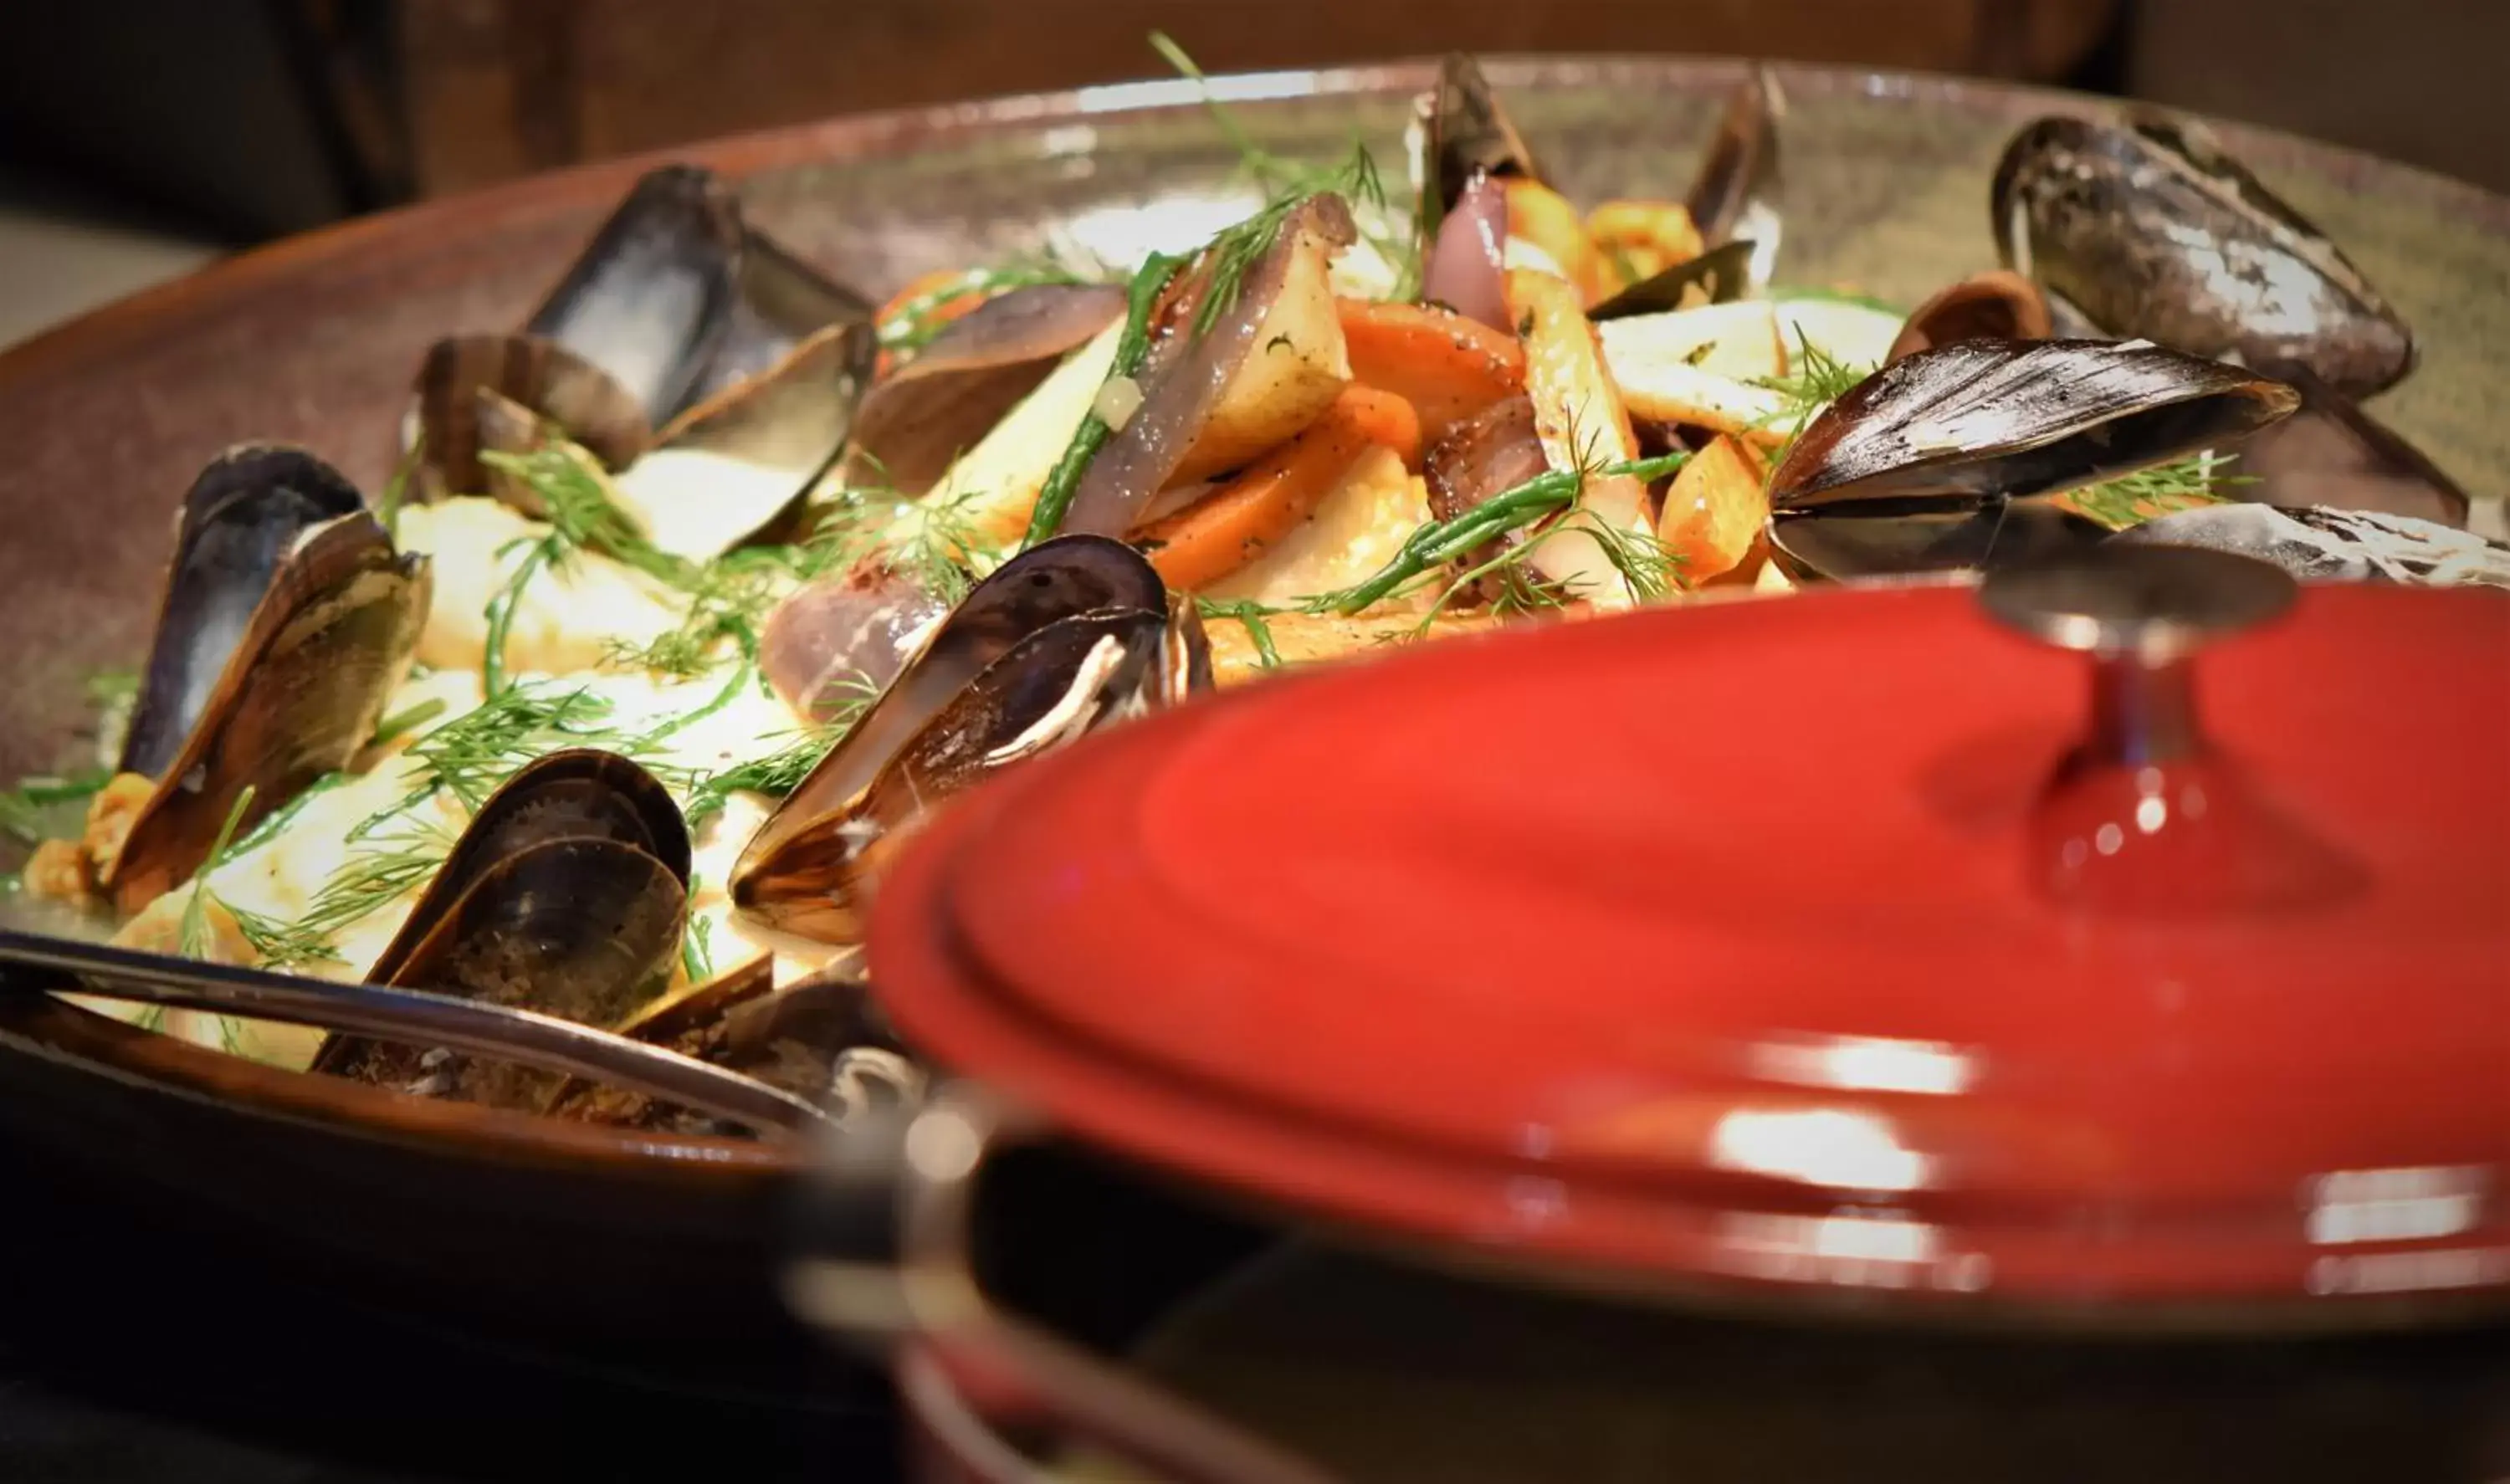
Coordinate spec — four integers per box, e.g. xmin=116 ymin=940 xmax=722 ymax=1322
xmin=1193 ymin=598 xmax=1283 ymax=669
xmin=1150 ymin=31 xmax=1415 ymax=299
xmin=1752 ymin=330 xmax=1873 ymax=450
xmin=375 ymin=432 xmax=427 ymax=540
xmin=1293 ymin=450 xmax=1690 ymax=616
xmin=679 ymin=910 xmax=715 ymax=985
xmin=1191 ymin=142 xmax=1383 ymax=336
xmin=678 ymin=717 xmax=856 ymax=831
xmin=368 ymin=699 xmax=448 ymax=750
xmin=2052 ymin=452 xmax=2249 ymax=530
xmin=177 ymin=785 xmax=258 ymax=960
xmin=356 ymin=682 xmax=628 ymax=833
xmin=0 ymin=770 xmax=111 ymax=847
xmin=258 ymin=819 xmax=459 ymax=965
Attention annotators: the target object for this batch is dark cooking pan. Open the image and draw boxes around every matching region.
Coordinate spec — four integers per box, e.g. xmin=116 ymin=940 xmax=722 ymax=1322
xmin=0 ymin=55 xmax=2503 ymax=1394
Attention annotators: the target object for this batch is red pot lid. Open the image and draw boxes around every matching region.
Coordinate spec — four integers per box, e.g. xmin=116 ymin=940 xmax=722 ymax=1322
xmin=868 ymin=550 xmax=2510 ymax=1325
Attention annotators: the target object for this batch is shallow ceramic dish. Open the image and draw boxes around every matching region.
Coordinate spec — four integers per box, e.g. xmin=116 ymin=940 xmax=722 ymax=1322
xmin=0 ymin=56 xmax=2503 ymax=1366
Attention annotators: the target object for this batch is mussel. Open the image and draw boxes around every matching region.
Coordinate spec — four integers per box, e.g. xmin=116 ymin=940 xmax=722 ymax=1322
xmin=93 ymin=448 xmax=431 ymax=913
xmin=406 ymin=165 xmax=877 ymax=557
xmin=313 ymin=749 xmax=692 ymax=1108
xmin=2114 ymin=504 xmax=2510 ymax=589
xmin=730 ymin=535 xmax=1182 ymax=943
xmin=1414 ymin=54 xmax=1544 ymax=254
xmin=843 ymin=283 xmax=1128 ymax=494
xmin=1991 ymin=112 xmax=2415 ymax=398
xmin=2215 ymin=365 xmax=2473 ymax=529
xmin=1682 ymin=64 xmax=1785 ymax=290
xmin=1765 ymin=338 xmax=2300 ymax=582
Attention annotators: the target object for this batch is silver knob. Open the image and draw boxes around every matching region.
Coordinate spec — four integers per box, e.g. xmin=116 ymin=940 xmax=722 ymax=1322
xmin=1978 ymin=545 xmax=2297 ymax=765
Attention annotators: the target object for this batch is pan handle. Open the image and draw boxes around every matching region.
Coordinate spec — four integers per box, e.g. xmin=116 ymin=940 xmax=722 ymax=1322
xmin=786 ymin=1083 xmax=1337 ymax=1484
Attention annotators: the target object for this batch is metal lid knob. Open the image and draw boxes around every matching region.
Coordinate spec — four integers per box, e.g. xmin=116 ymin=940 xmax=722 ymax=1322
xmin=1979 ymin=545 xmax=2297 ymax=765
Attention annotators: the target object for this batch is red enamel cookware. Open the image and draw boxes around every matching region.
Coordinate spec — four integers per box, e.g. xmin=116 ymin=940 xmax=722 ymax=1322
xmin=824 ymin=547 xmax=2509 ymax=1481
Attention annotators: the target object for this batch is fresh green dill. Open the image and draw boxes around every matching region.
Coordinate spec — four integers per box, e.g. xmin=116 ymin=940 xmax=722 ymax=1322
xmin=227 ymin=901 xmax=347 ymax=970
xmin=482 ymin=446 xmax=687 ymax=585
xmin=1022 ymin=250 xmax=1186 ymax=548
xmin=1150 ymin=32 xmax=1416 ymax=299
xmin=877 ymin=261 xmax=1094 ymax=356
xmin=2052 ymin=452 xmax=2249 ymax=530
xmin=1194 ymin=598 xmax=1283 ymax=669
xmin=261 ymin=821 xmax=458 ymax=963
xmin=0 ymin=770 xmax=111 ymax=847
xmin=678 ymin=720 xmax=853 ymax=830
xmin=356 ymin=681 xmax=628 ymax=832
xmin=368 ymin=699 xmax=448 ymax=749
xmin=228 ymin=772 xmax=351 ymax=860
xmin=680 ymin=911 xmax=715 ymax=984
xmin=177 ymin=785 xmax=258 ymax=960
xmin=1755 ymin=330 xmax=1872 ymax=420
xmin=376 ymin=433 xmax=427 ymax=540
xmin=1192 ymin=143 xmax=1383 ymax=337
xmin=480 ymin=535 xmax=556 ymax=698
xmin=1295 ymin=451 xmax=1690 ymax=615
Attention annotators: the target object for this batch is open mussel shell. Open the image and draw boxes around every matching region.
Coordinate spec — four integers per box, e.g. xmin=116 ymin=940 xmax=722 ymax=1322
xmin=523 ymin=164 xmax=745 ymax=421
xmin=118 ymin=446 xmax=369 ymax=780
xmin=1768 ymin=338 xmax=2300 ymax=511
xmin=733 ymin=607 xmax=1166 ymax=943
xmin=1416 ymin=53 xmax=1543 ymax=245
xmin=1160 ymin=597 xmax=1215 ymax=705
xmin=735 ymin=536 xmax=1168 ymax=939
xmin=692 ymin=228 xmax=878 ymax=409
xmin=1992 ymin=113 xmax=2415 ymax=398
xmin=844 ymin=283 xmax=1128 ymax=494
xmin=315 ymin=750 xmax=692 ymax=1108
xmin=411 ymin=334 xmax=652 ymax=502
xmin=1684 ymin=64 xmax=1785 ymax=288
xmin=103 ymin=456 xmax=431 ymax=914
xmin=1586 ymin=239 xmax=1757 ymax=322
xmin=2113 ymin=504 xmax=2510 ymax=589
xmin=1885 ymin=270 xmax=2054 ymax=363
xmin=1768 ymin=498 xmax=2113 ymax=584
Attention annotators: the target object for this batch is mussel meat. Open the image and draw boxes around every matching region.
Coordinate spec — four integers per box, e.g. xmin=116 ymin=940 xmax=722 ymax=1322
xmin=96 ymin=448 xmax=431 ymax=913
xmin=730 ymin=536 xmax=1177 ymax=942
xmin=313 ymin=749 xmax=692 ymax=1108
xmin=2113 ymin=504 xmax=2510 ymax=589
xmin=844 ymin=282 xmax=1128 ymax=494
xmin=1992 ymin=112 xmax=2415 ymax=398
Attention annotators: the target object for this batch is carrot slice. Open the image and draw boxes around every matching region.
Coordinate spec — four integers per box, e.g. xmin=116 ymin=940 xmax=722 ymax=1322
xmin=1135 ymin=386 xmax=1419 ymax=591
xmin=1336 ymin=299 xmax=1525 ymax=454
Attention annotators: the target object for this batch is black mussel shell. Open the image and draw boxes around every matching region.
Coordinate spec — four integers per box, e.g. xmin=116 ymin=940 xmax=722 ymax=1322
xmin=761 ymin=565 xmax=950 ymax=722
xmin=2113 ymin=504 xmax=2510 ymax=589
xmin=845 ymin=283 xmax=1128 ymax=494
xmin=1587 ymin=239 xmax=1757 ymax=322
xmin=1160 ymin=597 xmax=1215 ymax=706
xmin=638 ymin=318 xmax=879 ymax=555
xmin=524 ymin=165 xmax=745 ymax=421
xmin=319 ymin=837 xmax=690 ymax=1108
xmin=1684 ymin=65 xmax=1785 ymax=285
xmin=1886 ymin=270 xmax=2055 ymax=364
xmin=1992 ymin=113 xmax=2415 ymax=398
xmin=360 ymin=749 xmax=692 ymax=988
xmin=2224 ymin=366 xmax=2472 ymax=529
xmin=412 ymin=334 xmax=651 ymax=503
xmin=1768 ymin=338 xmax=2299 ymax=512
xmin=733 ymin=608 xmax=1165 ymax=942
xmin=119 ymin=446 xmax=368 ymax=780
xmin=105 ymin=467 xmax=430 ymax=914
xmin=735 ymin=536 xmax=1166 ymax=938
xmin=1416 ymin=54 xmax=1543 ymax=246
xmin=1768 ymin=498 xmax=2113 ymax=584
xmin=688 ymin=230 xmax=877 ymax=409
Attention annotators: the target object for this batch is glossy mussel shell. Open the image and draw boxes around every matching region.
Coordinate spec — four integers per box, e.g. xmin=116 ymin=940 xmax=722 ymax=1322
xmin=101 ymin=448 xmax=431 ymax=913
xmin=731 ymin=536 xmax=1176 ymax=943
xmin=1416 ymin=54 xmax=1543 ymax=244
xmin=314 ymin=750 xmax=692 ymax=1108
xmin=1992 ymin=113 xmax=2415 ymax=398
xmin=1769 ymin=337 xmax=2299 ymax=510
xmin=1683 ymin=64 xmax=1785 ymax=287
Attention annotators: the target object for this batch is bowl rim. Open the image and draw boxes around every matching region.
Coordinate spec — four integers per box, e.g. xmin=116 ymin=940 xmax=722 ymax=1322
xmin=3 ymin=53 xmax=2502 ymax=1179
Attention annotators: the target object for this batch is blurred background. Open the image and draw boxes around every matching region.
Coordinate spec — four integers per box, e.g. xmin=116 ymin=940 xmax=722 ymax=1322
xmin=2 ymin=0 xmax=2502 ymax=348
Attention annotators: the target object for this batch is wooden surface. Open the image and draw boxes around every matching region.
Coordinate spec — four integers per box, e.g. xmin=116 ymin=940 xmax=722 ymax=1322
xmin=397 ymin=0 xmax=2122 ymax=196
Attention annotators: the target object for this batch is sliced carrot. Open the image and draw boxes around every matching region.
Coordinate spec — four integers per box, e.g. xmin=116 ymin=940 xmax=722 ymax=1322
xmin=1335 ymin=299 xmax=1525 ymax=454
xmin=1134 ymin=386 xmax=1418 ymax=591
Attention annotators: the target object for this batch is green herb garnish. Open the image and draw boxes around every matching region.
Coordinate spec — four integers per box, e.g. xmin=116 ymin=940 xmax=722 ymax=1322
xmin=177 ymin=785 xmax=258 ymax=960
xmin=1022 ymin=249 xmax=1186 ymax=548
xmin=2052 ymin=452 xmax=2250 ymax=530
xmin=0 ymin=771 xmax=111 ymax=847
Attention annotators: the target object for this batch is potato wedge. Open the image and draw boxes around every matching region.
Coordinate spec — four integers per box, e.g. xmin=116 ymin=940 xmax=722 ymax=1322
xmin=1601 ymin=349 xmax=1795 ymax=449
xmin=1172 ymin=217 xmax=1353 ymax=484
xmin=902 ymin=317 xmax=1124 ymax=552
xmin=1505 ymin=180 xmax=1617 ymax=304
xmin=1137 ymin=389 xmax=1415 ymax=592
xmin=1585 ymin=199 xmax=1705 ymax=284
xmin=1656 ymin=434 xmax=1770 ymax=584
xmin=1595 ymin=301 xmax=1786 ymax=384
xmin=1772 ymin=295 xmax=1902 ymax=378
xmin=1503 ymin=267 xmax=1652 ymax=609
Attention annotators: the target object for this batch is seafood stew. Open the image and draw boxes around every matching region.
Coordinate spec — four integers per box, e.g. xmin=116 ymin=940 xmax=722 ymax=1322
xmin=5 ymin=46 xmax=2504 ymax=1139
